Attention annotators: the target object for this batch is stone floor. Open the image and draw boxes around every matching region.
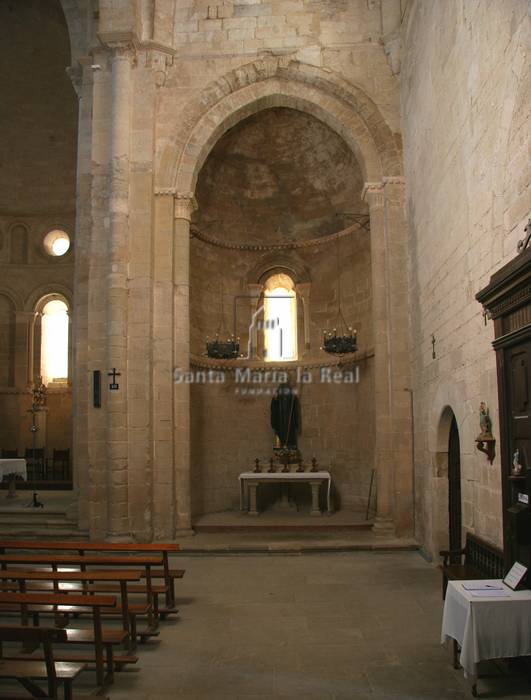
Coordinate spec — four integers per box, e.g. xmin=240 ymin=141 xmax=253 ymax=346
xmin=106 ymin=551 xmax=529 ymax=699
xmin=1 ymin=550 xmax=530 ymax=699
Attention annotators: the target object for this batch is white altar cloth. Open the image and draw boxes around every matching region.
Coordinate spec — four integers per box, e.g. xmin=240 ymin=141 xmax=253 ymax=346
xmin=441 ymin=579 xmax=531 ymax=679
xmin=0 ymin=459 xmax=27 ymax=481
xmin=239 ymin=471 xmax=332 ymax=513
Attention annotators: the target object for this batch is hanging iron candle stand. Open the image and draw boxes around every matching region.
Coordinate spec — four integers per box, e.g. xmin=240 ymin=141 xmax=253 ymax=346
xmin=322 ymin=239 xmax=358 ymax=355
xmin=205 ymin=284 xmax=240 ymax=360
xmin=322 ymin=315 xmax=357 ymax=355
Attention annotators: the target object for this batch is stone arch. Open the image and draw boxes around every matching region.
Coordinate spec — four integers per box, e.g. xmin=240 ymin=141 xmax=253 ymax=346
xmin=247 ymin=253 xmax=311 ymax=287
xmin=9 ymin=223 xmax=29 ymax=265
xmin=57 ymin=0 xmax=87 ymax=66
xmin=0 ymin=286 xmax=23 ymax=312
xmin=159 ymin=58 xmax=401 ymax=193
xmin=427 ymin=380 xmax=474 ymax=558
xmin=25 ymin=285 xmax=73 ymax=314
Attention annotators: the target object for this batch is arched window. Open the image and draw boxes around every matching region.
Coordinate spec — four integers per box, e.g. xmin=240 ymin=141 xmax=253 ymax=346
xmin=40 ymin=299 xmax=69 ymax=385
xmin=263 ymin=273 xmax=297 ymax=362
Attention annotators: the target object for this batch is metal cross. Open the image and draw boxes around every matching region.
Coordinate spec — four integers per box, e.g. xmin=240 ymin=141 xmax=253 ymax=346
xmin=108 ymin=368 xmax=121 ymax=390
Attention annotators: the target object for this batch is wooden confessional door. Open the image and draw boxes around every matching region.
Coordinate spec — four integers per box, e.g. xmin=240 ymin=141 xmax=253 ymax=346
xmin=508 ymin=341 xmax=531 ymax=469
xmin=448 ymin=416 xmax=462 ymax=562
xmin=505 ymin=340 xmax=531 ymax=568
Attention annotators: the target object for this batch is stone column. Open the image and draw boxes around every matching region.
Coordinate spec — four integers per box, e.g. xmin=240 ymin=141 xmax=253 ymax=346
xmin=67 ymin=58 xmax=93 ymax=531
xmin=364 ymin=178 xmax=413 ymax=537
xmin=173 ymin=194 xmax=196 ymax=534
xmin=152 ymin=191 xmax=175 ymax=538
xmin=106 ymin=46 xmax=132 ymax=541
xmin=14 ymin=311 xmax=32 ymax=388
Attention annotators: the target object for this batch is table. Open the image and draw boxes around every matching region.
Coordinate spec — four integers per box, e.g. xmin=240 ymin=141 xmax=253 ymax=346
xmin=0 ymin=459 xmax=27 ymax=481
xmin=441 ymin=579 xmax=531 ymax=689
xmin=239 ymin=471 xmax=332 ymax=516
xmin=0 ymin=459 xmax=27 ymax=498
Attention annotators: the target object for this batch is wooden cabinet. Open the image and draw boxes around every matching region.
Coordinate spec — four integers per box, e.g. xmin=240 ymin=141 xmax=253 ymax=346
xmin=477 ymin=248 xmax=531 ymax=571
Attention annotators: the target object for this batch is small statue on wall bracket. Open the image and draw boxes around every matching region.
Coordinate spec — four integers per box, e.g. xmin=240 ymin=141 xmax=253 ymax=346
xmin=475 ymin=402 xmax=496 ymax=464
xmin=512 ymin=448 xmax=524 ymax=476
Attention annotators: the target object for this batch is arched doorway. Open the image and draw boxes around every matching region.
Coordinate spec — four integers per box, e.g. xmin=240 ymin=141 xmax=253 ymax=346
xmin=448 ymin=415 xmax=462 ymax=561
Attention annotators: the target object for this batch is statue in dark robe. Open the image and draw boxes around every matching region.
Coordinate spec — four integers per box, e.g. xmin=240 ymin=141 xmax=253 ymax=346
xmin=270 ymin=383 xmax=299 ymax=449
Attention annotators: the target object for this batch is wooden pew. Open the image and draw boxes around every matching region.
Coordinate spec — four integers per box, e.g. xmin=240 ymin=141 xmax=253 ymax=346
xmin=0 ymin=592 xmax=126 ymax=688
xmin=0 ymin=542 xmax=182 ymax=611
xmin=0 ymin=625 xmax=85 ymax=700
xmin=0 ymin=569 xmax=151 ymax=649
xmin=0 ymin=554 xmax=162 ymax=628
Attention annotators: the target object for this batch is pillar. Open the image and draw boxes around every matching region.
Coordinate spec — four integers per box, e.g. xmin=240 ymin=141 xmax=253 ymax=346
xmin=364 ymin=177 xmax=413 ymax=537
xmin=67 ymin=58 xmax=93 ymax=531
xmin=106 ymin=46 xmax=132 ymax=540
xmin=173 ymin=194 xmax=196 ymax=533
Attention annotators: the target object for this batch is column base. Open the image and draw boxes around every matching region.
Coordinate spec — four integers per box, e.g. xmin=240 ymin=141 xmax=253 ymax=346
xmin=372 ymin=517 xmax=395 ymax=537
xmin=310 ymin=509 xmax=322 ymax=517
xmin=105 ymin=534 xmax=135 ymax=543
xmin=175 ymin=528 xmax=196 ymax=538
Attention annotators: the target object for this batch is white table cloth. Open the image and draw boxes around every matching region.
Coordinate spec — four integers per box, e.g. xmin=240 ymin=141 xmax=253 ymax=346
xmin=0 ymin=459 xmax=27 ymax=481
xmin=441 ymin=579 xmax=531 ymax=679
xmin=239 ymin=471 xmax=332 ymax=513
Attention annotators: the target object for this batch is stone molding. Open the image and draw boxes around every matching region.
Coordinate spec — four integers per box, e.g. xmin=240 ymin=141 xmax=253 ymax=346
xmin=190 ymin=219 xmax=370 ymax=252
xmin=190 ymin=349 xmax=374 ymax=372
xmin=154 ymin=187 xmax=176 ymax=197
xmin=361 ymin=176 xmax=406 ymax=201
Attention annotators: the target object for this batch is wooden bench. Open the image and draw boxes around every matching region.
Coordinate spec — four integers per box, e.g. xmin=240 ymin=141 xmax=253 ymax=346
xmin=0 ymin=569 xmax=155 ymax=649
xmin=439 ymin=532 xmax=505 ymax=599
xmin=0 ymin=592 xmax=129 ymax=689
xmin=0 ymin=625 xmax=85 ymax=700
xmin=0 ymin=541 xmax=182 ymax=611
xmin=0 ymin=554 xmax=163 ymax=628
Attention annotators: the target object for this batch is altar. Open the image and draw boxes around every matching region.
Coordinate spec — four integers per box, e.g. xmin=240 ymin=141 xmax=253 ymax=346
xmin=239 ymin=471 xmax=332 ymax=516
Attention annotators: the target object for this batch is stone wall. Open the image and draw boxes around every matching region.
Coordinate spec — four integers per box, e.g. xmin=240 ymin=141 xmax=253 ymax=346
xmin=62 ymin=0 xmax=411 ymax=537
xmin=401 ymin=0 xmax=530 ymax=557
xmin=0 ymin=0 xmax=77 ymax=465
xmin=189 ymin=228 xmax=374 ymax=516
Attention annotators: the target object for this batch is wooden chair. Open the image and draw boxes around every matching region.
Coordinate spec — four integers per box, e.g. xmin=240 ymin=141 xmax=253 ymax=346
xmin=439 ymin=532 xmax=504 ymax=599
xmin=46 ymin=450 xmax=70 ymax=481
xmin=24 ymin=449 xmax=45 ymax=481
xmin=0 ymin=625 xmax=85 ymax=700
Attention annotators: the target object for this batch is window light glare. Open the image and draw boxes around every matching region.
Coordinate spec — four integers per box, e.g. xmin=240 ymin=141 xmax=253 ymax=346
xmin=41 ymin=299 xmax=69 ymax=385
xmin=43 ymin=229 xmax=71 ymax=257
xmin=264 ymin=274 xmax=297 ymax=362
xmin=51 ymin=237 xmax=70 ymax=256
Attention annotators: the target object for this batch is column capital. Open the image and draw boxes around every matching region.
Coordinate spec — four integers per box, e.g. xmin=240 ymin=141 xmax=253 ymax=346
xmin=362 ymin=177 xmax=405 ymax=208
xmin=98 ymin=32 xmax=139 ymax=58
xmin=173 ymin=193 xmax=198 ymax=221
xmin=362 ymin=182 xmax=384 ymax=209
